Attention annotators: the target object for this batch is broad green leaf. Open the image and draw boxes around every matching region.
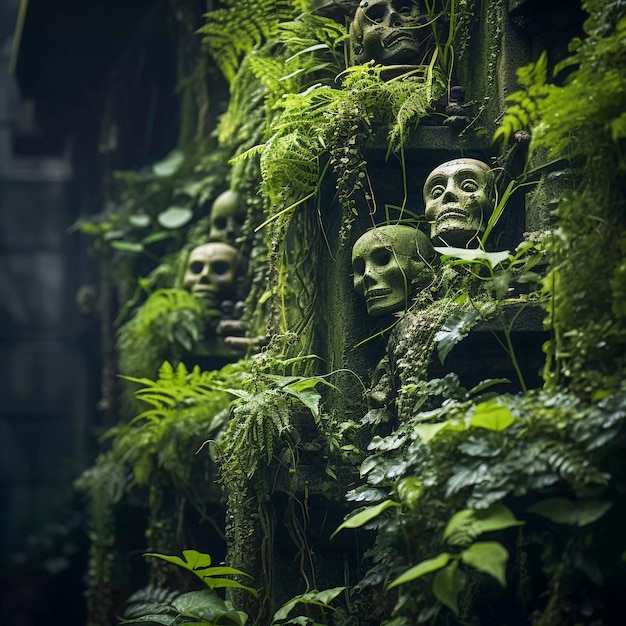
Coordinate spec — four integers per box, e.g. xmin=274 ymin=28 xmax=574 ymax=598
xmin=470 ymin=400 xmax=515 ymax=431
xmin=434 ymin=246 xmax=511 ymax=269
xmin=443 ymin=504 xmax=524 ymax=545
xmin=144 ymin=552 xmax=191 ymax=571
xmin=311 ymin=586 xmax=344 ymax=605
xmin=171 ymin=589 xmax=229 ymax=620
xmin=283 ymin=386 xmax=322 ymax=418
xmin=182 ymin=549 xmax=212 ymax=569
xmin=435 ymin=308 xmax=482 ymax=363
xmin=157 ymin=206 xmax=193 ymax=229
xmin=272 ymin=587 xmax=344 ymax=622
xmin=129 ymin=214 xmax=151 ymax=228
xmin=461 ymin=541 xmax=509 ymax=587
xmin=203 ymin=577 xmax=259 ymax=597
xmin=152 ymin=150 xmax=183 ymax=177
xmin=201 ymin=566 xmax=253 ymax=579
xmin=432 ymin=560 xmax=465 ymax=615
xmin=331 ymin=500 xmax=400 ymax=539
xmin=387 ymin=552 xmax=452 ymax=590
xmin=414 ymin=422 xmax=449 ymax=443
xmin=528 ymin=498 xmax=613 ymax=527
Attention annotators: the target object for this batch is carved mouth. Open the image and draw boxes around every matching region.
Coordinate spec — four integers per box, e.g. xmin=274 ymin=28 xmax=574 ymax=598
xmin=365 ymin=287 xmax=392 ymax=301
xmin=383 ymin=31 xmax=417 ymax=48
xmin=437 ymin=206 xmax=468 ymax=221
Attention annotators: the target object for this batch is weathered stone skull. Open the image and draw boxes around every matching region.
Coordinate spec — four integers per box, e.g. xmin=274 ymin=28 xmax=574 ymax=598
xmin=423 ymin=158 xmax=495 ymax=247
xmin=350 ymin=0 xmax=427 ymax=66
xmin=352 ymin=225 xmax=435 ymax=316
xmin=182 ymin=243 xmax=238 ymax=308
xmin=208 ymin=189 xmax=246 ymax=245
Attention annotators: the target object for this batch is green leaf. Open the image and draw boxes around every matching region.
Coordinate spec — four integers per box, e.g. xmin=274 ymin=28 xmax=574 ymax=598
xmin=414 ymin=422 xmax=450 ymax=443
xmin=201 ymin=566 xmax=253 ymax=579
xmin=432 ymin=560 xmax=465 ymax=615
xmin=171 ymin=589 xmax=230 ymax=621
xmin=142 ymin=231 xmax=173 ymax=245
xmin=443 ymin=504 xmax=524 ymax=546
xmin=152 ymin=150 xmax=184 ymax=177
xmin=111 ymin=241 xmax=145 ymax=253
xmin=272 ymin=587 xmax=344 ymax=622
xmin=528 ymin=498 xmax=613 ymax=527
xmin=129 ymin=214 xmax=151 ymax=228
xmin=331 ymin=500 xmax=400 ymax=539
xmin=470 ymin=400 xmax=515 ymax=431
xmin=157 ymin=206 xmax=193 ymax=229
xmin=387 ymin=552 xmax=452 ymax=590
xmin=282 ymin=386 xmax=322 ymax=418
xmin=435 ymin=308 xmax=482 ymax=363
xmin=434 ymin=247 xmax=511 ymax=269
xmin=460 ymin=541 xmax=509 ymax=587
xmin=202 ymin=577 xmax=259 ymax=597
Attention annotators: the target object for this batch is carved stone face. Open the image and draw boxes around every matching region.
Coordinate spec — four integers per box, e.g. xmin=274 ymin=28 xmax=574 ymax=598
xmin=208 ymin=190 xmax=246 ymax=245
xmin=350 ymin=0 xmax=426 ymax=66
xmin=424 ymin=159 xmax=495 ymax=247
xmin=182 ymin=243 xmax=238 ymax=308
xmin=352 ymin=225 xmax=435 ymax=316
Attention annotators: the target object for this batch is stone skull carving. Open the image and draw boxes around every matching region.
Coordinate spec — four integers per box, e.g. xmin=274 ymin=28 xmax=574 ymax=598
xmin=182 ymin=243 xmax=239 ymax=308
xmin=352 ymin=225 xmax=435 ymax=316
xmin=423 ymin=158 xmax=495 ymax=247
xmin=208 ymin=189 xmax=246 ymax=246
xmin=350 ymin=0 xmax=428 ymax=66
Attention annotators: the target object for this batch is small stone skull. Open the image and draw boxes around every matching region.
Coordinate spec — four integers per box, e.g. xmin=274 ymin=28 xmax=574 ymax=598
xmin=350 ymin=0 xmax=428 ymax=66
xmin=182 ymin=243 xmax=239 ymax=308
xmin=208 ymin=190 xmax=247 ymax=246
xmin=352 ymin=225 xmax=435 ymax=316
xmin=423 ymin=158 xmax=495 ymax=247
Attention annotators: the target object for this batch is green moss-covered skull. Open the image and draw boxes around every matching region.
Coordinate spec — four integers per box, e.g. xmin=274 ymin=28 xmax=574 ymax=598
xmin=350 ymin=0 xmax=428 ymax=66
xmin=424 ymin=158 xmax=495 ymax=247
xmin=208 ymin=190 xmax=247 ymax=245
xmin=182 ymin=243 xmax=238 ymax=308
xmin=352 ymin=225 xmax=435 ymax=316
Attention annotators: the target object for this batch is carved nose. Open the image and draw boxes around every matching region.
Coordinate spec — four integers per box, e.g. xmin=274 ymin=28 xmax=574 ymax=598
xmin=442 ymin=186 xmax=458 ymax=203
xmin=388 ymin=10 xmax=402 ymax=27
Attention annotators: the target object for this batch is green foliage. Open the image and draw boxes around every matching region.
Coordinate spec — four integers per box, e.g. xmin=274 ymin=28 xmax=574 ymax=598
xmin=271 ymin=586 xmax=346 ymax=625
xmin=144 ymin=550 xmax=258 ymax=597
xmin=117 ymin=289 xmax=217 ymax=381
xmin=218 ymin=352 xmax=334 ymax=476
xmin=120 ymin=551 xmax=255 ymax=626
xmin=107 ymin=360 xmax=247 ymax=488
xmin=493 ymin=0 xmax=626 ymax=395
xmin=199 ymin=0 xmax=305 ymax=85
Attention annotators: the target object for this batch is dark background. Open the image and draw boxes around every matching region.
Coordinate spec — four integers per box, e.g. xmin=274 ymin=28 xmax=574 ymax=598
xmin=0 ymin=0 xmax=180 ymax=623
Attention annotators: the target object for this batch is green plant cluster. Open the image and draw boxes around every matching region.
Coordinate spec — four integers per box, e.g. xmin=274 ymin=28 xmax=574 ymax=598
xmin=73 ymin=0 xmax=626 ymax=625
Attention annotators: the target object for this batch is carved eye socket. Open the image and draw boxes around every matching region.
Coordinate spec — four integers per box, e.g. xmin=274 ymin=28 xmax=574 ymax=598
xmin=353 ymin=257 xmax=365 ymax=276
xmin=461 ymin=179 xmax=479 ymax=192
xmin=211 ymin=261 xmax=231 ymax=275
xmin=429 ymin=184 xmax=446 ymax=199
xmin=372 ymin=248 xmax=391 ymax=266
xmin=190 ymin=261 xmax=205 ymax=274
xmin=365 ymin=5 xmax=385 ymax=23
xmin=398 ymin=4 xmax=413 ymax=16
xmin=213 ymin=217 xmax=227 ymax=230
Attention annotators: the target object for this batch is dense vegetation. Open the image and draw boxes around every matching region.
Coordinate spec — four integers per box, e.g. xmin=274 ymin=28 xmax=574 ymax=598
xmin=73 ymin=1 xmax=626 ymax=625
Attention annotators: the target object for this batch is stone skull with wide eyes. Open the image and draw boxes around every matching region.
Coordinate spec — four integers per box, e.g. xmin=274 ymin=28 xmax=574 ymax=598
xmin=352 ymin=225 xmax=435 ymax=316
xmin=350 ymin=0 xmax=427 ymax=66
xmin=424 ymin=158 xmax=495 ymax=247
xmin=208 ymin=190 xmax=247 ymax=246
xmin=182 ymin=243 xmax=238 ymax=308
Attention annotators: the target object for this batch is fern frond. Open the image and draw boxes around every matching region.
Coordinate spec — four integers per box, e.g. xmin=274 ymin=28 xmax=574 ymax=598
xmin=199 ymin=0 xmax=300 ymax=84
